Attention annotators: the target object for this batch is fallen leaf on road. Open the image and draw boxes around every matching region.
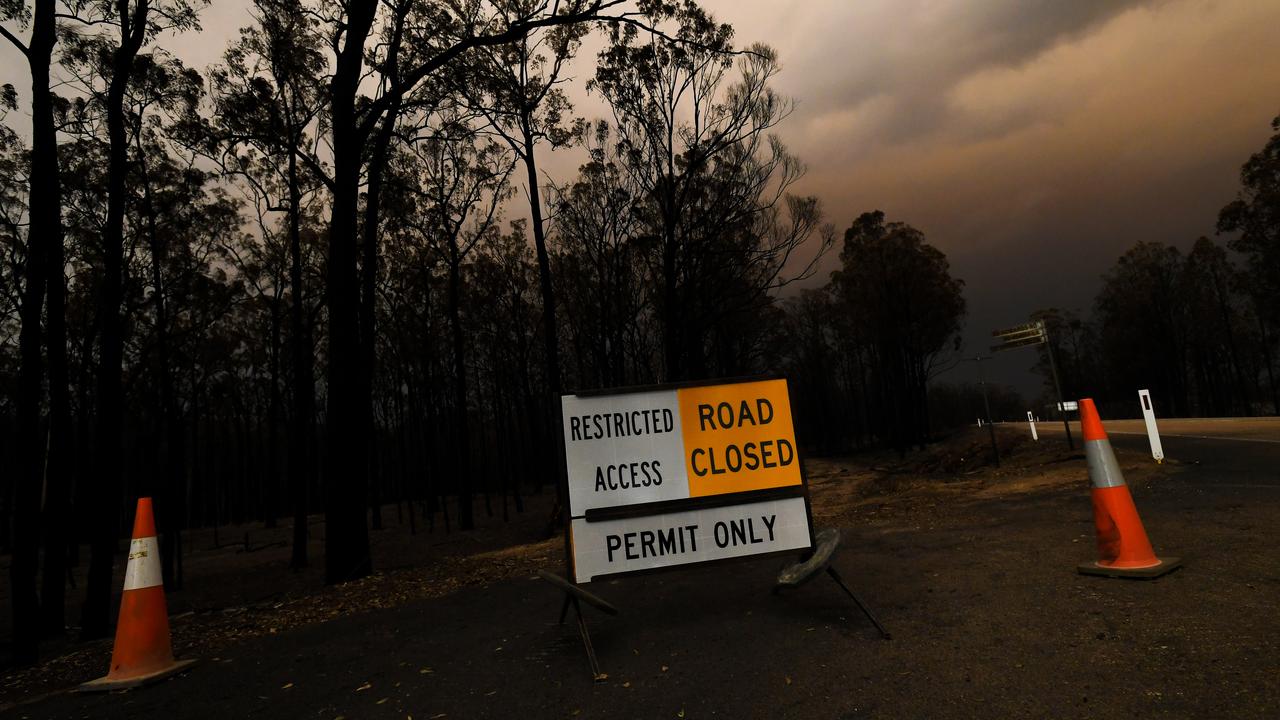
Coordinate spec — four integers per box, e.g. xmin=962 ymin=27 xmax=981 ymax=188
xmin=281 ymin=683 xmax=293 ymax=690
xmin=377 ymin=698 xmax=389 ymax=705
xmin=623 ymin=682 xmax=631 ymax=688
xmin=677 ymin=710 xmax=685 ymax=718
xmin=785 ymin=676 xmax=792 ymax=685
xmin=356 ymin=682 xmax=372 ymax=692
xmin=661 ymin=666 xmax=668 ymax=672
xmin=420 ymin=667 xmax=434 ymax=674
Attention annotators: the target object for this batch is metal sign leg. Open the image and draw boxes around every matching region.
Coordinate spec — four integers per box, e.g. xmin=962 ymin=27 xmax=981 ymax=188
xmin=538 ymin=570 xmax=617 ymax=681
xmin=570 ymin=596 xmax=605 ymax=681
xmin=827 ymin=567 xmax=892 ymax=640
xmin=558 ymin=593 xmax=572 ymax=625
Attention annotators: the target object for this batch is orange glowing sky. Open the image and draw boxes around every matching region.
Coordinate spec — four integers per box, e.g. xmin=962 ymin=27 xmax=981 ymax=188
xmin=699 ymin=0 xmax=1280 ymax=392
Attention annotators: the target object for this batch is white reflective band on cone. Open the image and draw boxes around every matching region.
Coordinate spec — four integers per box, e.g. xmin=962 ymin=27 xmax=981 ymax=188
xmin=1085 ymin=439 xmax=1126 ymax=488
xmin=123 ymin=536 xmax=163 ymax=591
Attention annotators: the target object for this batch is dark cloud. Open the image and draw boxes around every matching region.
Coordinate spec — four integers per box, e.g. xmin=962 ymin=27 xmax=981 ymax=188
xmin=704 ymin=0 xmax=1280 ymax=397
xmin=3 ymin=0 xmax=1273 ymax=402
xmin=777 ymin=0 xmax=1155 ymax=143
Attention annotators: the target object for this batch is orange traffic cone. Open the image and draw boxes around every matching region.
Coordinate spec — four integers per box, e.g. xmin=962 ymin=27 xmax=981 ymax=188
xmin=1076 ymin=399 xmax=1181 ymax=579
xmin=78 ymin=498 xmax=195 ymax=691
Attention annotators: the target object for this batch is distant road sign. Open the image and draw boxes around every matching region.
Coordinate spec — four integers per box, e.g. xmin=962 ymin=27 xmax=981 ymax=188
xmin=992 ymin=321 xmax=1044 ymax=338
xmin=992 ymin=328 xmax=1045 ymax=343
xmin=990 ymin=334 xmax=1045 ymax=353
xmin=992 ymin=318 xmax=1074 ymax=449
xmin=561 ymin=377 xmax=813 ymax=583
xmin=1057 ymin=400 xmax=1079 ymax=411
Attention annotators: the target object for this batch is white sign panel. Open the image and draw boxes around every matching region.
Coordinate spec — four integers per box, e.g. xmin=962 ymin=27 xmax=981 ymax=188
xmin=561 ymin=389 xmax=689 ymax=514
xmin=1138 ymin=389 xmax=1164 ymax=462
xmin=1057 ymin=400 xmax=1079 ymax=412
xmin=570 ymin=497 xmax=810 ymax=582
xmin=560 ymin=378 xmax=812 ymax=583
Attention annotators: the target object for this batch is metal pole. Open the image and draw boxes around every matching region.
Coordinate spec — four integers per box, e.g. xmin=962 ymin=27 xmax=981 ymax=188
xmin=827 ymin=566 xmax=891 ymax=640
xmin=1042 ymin=325 xmax=1074 ymax=450
xmin=975 ymin=356 xmax=999 ymax=467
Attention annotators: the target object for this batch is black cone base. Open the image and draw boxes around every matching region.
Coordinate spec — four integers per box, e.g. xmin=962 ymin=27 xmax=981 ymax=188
xmin=1077 ymin=556 xmax=1182 ymax=579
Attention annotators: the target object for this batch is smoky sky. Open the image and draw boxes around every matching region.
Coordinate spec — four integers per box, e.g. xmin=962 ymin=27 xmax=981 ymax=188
xmin=3 ymin=0 xmax=1277 ymax=401
xmin=704 ymin=0 xmax=1280 ymax=399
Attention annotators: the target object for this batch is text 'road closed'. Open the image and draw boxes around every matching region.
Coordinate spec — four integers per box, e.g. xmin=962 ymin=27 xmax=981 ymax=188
xmin=679 ymin=380 xmax=801 ymax=497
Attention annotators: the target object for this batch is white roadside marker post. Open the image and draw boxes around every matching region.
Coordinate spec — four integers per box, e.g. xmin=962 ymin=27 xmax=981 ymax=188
xmin=1138 ymin=389 xmax=1164 ymax=463
xmin=1026 ymin=411 xmax=1038 ymax=441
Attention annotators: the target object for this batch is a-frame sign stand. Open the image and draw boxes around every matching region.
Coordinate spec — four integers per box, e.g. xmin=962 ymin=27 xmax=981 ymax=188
xmin=774 ymin=527 xmax=891 ymax=640
xmin=537 ymin=569 xmax=616 ymax=681
xmin=827 ymin=567 xmax=892 ymax=639
xmin=543 ymin=375 xmax=890 ymax=681
xmin=541 ymin=396 xmax=616 ymax=681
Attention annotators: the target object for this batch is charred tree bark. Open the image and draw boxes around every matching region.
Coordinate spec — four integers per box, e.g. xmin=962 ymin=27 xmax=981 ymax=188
xmin=137 ymin=147 xmax=184 ymax=589
xmin=446 ymin=247 xmax=474 ymax=531
xmin=359 ymin=6 xmax=406 ymax=535
xmin=8 ymin=0 xmax=55 ymax=661
xmin=265 ymin=289 xmax=282 ymax=529
xmin=323 ymin=0 xmax=376 ymax=584
xmin=81 ymin=0 xmax=148 ymax=643
xmin=287 ymin=141 xmax=314 ymax=570
xmin=31 ymin=0 xmax=72 ymax=644
xmin=518 ymin=118 xmax=566 ymax=498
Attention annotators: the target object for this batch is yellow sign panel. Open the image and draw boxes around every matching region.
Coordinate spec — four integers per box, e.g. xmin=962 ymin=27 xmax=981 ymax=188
xmin=678 ymin=379 xmax=801 ymax=497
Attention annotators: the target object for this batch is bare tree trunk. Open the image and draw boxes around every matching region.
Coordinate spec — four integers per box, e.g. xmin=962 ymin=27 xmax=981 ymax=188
xmin=82 ymin=2 xmax=148 ymax=642
xmin=323 ymin=0 xmax=376 ymax=584
xmin=447 ymin=251 xmax=474 ymax=531
xmin=30 ymin=0 xmax=72 ymax=641
xmin=265 ymin=290 xmax=282 ymax=529
xmin=286 ymin=142 xmax=314 ymax=570
xmin=10 ymin=86 xmax=48 ymax=665
xmin=138 ymin=158 xmax=183 ymax=588
xmin=359 ymin=11 xmax=405 ymax=536
xmin=1258 ymin=310 xmax=1280 ymax=415
xmin=519 ymin=123 xmax=564 ymax=498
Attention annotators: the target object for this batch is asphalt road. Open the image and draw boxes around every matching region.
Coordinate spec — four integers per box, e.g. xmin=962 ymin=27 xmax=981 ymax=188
xmin=1036 ymin=416 xmax=1280 ymax=489
xmin=8 ymin=421 xmax=1279 ymax=719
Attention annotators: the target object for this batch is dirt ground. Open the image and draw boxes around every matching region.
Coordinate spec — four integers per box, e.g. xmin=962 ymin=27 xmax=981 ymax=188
xmin=1 ymin=426 xmax=1277 ymax=718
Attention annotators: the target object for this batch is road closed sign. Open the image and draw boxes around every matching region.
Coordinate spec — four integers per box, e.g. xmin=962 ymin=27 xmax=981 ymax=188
xmin=561 ymin=377 xmax=813 ymax=582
